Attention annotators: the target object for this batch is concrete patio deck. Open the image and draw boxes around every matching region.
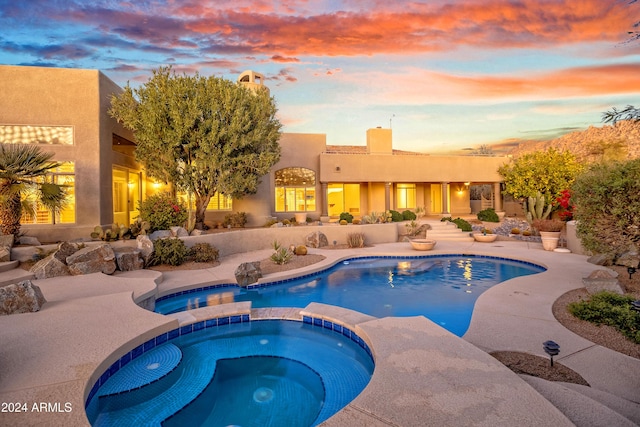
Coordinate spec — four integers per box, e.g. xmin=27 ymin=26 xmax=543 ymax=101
xmin=0 ymin=239 xmax=639 ymax=426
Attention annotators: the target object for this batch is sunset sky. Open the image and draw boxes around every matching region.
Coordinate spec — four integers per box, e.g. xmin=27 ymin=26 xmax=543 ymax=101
xmin=1 ymin=0 xmax=639 ymax=154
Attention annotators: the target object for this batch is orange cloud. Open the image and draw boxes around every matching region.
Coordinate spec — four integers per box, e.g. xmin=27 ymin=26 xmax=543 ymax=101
xmin=181 ymin=0 xmax=633 ymax=56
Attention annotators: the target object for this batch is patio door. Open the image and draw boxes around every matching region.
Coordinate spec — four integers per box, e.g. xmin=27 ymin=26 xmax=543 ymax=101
xmin=112 ymin=167 xmax=141 ymax=226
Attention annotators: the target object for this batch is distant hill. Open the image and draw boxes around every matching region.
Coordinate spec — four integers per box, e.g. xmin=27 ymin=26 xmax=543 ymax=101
xmin=507 ymin=120 xmax=640 ymax=163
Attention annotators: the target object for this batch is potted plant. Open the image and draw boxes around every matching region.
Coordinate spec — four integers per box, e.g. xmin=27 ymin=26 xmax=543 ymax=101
xmin=473 ymin=228 xmax=497 ymax=242
xmin=532 ymin=219 xmax=564 ymax=251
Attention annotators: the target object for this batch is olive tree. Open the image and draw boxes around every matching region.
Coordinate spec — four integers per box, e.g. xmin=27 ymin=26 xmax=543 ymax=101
xmin=498 ymin=148 xmax=583 ymax=217
xmin=109 ymin=67 xmax=282 ymax=228
xmin=572 ymin=159 xmax=640 ymax=257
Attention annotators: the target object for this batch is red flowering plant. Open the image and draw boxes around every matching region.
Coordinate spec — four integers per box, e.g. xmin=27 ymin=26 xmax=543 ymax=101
xmin=555 ymin=189 xmax=574 ymax=221
xmin=138 ymin=193 xmax=188 ymax=231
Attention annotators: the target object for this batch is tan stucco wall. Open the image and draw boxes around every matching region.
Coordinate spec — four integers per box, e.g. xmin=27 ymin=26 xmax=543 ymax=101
xmin=319 ymin=153 xmax=507 ymax=183
xmin=0 ymin=65 xmax=138 ymax=242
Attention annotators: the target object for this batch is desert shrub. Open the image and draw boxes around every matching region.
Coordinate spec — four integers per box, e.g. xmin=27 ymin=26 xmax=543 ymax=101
xmin=189 ymin=242 xmax=219 ymax=263
xmin=477 ymin=208 xmax=499 ymax=222
xmin=223 ymin=212 xmax=247 ymax=228
xmin=568 ymin=292 xmax=640 ymax=344
xmin=402 ymin=210 xmax=417 ymax=221
xmin=150 ymin=237 xmax=188 ymax=266
xmin=263 ymin=219 xmax=278 ymax=227
xmin=339 ymin=212 xmax=354 ymax=223
xmin=270 ymin=241 xmax=293 ymax=265
xmin=347 ymin=232 xmax=365 ymax=248
xmin=352 ymin=218 xmax=361 ymax=225
xmin=138 ymin=193 xmax=188 ymax=232
xmin=572 ymin=159 xmax=640 ymax=257
xmin=442 ymin=217 xmax=472 ymax=232
xmin=389 ymin=210 xmax=403 ymax=222
xmin=452 ymin=218 xmax=472 ymax=231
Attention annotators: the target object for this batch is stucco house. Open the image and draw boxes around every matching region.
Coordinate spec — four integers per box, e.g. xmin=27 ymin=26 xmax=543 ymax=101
xmin=0 ymin=65 xmax=509 ymax=243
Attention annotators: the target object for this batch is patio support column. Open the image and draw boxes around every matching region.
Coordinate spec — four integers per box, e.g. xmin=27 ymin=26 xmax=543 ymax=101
xmin=493 ymin=182 xmax=504 ymax=213
xmin=321 ymin=182 xmax=328 ymax=217
xmin=385 ymin=182 xmax=391 ymax=211
xmin=441 ymin=182 xmax=450 ymax=214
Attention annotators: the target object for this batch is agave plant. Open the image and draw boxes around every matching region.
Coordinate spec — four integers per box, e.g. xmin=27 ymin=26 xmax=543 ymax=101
xmin=0 ymin=144 xmax=67 ymax=238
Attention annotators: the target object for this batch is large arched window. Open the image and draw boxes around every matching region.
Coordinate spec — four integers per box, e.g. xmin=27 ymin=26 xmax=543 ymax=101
xmin=275 ymin=167 xmax=316 ymax=212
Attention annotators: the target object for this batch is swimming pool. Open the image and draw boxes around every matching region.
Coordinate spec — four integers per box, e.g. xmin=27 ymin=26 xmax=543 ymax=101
xmin=156 ymin=255 xmax=545 ymax=336
xmin=86 ymin=319 xmax=374 ymax=426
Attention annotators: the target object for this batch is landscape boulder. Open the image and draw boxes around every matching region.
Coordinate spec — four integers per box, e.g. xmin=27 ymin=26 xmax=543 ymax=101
xmin=53 ymin=241 xmax=80 ymax=262
xmin=66 ymin=243 xmax=116 ymax=275
xmin=615 ymin=246 xmax=640 ymax=269
xmin=136 ymin=235 xmax=154 ymax=265
xmin=18 ymin=236 xmax=41 ymax=246
xmin=149 ymin=230 xmax=172 ymax=241
xmin=30 ymin=255 xmax=70 ymax=280
xmin=235 ymin=261 xmax=262 ymax=287
xmin=0 ymin=280 xmax=47 ymax=315
xmin=582 ymin=270 xmax=624 ymax=295
xmin=587 ymin=253 xmax=614 ymax=266
xmin=0 ymin=234 xmax=13 ymax=262
xmin=114 ymin=248 xmax=144 ymax=271
xmin=170 ymin=226 xmax=190 ymax=237
xmin=305 ymin=231 xmax=329 ymax=248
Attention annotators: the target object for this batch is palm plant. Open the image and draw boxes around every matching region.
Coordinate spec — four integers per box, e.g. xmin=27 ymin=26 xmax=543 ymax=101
xmin=0 ymin=144 xmax=67 ymax=238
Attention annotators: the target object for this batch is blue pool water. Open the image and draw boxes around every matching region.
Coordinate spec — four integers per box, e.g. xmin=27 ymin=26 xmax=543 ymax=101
xmin=156 ymin=255 xmax=545 ymax=336
xmin=87 ymin=320 xmax=374 ymax=427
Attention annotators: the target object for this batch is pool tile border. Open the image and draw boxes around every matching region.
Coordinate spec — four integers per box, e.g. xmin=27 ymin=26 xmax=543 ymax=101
xmin=155 ymin=254 xmax=545 ymax=306
xmin=85 ymin=313 xmax=373 ymax=411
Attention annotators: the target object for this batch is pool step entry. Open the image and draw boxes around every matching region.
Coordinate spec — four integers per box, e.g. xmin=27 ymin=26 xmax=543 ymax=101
xmin=423 ymin=220 xmax=474 ymax=242
xmin=93 ymin=344 xmax=218 ymax=426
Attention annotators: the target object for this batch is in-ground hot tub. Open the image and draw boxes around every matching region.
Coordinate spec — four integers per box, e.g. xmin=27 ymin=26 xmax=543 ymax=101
xmin=85 ymin=317 xmax=374 ymax=427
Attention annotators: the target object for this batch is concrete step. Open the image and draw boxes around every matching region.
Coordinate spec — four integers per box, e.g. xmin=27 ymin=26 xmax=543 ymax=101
xmin=0 ymin=266 xmax=35 ymax=287
xmin=0 ymin=260 xmax=19 ymax=273
xmin=422 ymin=221 xmax=474 ymax=242
xmin=521 ymin=375 xmax=640 ymax=426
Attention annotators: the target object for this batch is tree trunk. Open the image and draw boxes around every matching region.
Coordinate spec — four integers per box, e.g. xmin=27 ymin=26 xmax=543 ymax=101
xmin=0 ymin=192 xmax=22 ymax=238
xmin=194 ymin=194 xmax=212 ymax=229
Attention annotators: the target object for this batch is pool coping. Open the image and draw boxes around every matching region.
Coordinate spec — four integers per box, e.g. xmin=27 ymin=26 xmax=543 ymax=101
xmin=1 ymin=239 xmax=639 ymax=426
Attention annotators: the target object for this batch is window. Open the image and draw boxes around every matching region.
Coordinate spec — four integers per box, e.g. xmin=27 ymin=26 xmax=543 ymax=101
xmin=275 ymin=167 xmax=316 ymax=212
xmin=327 ymin=183 xmax=360 ymax=217
xmin=21 ymin=162 xmax=75 ymax=224
xmin=0 ymin=125 xmax=73 ymax=145
xmin=176 ymin=192 xmax=232 ymax=211
xmin=396 ymin=183 xmax=416 ymax=209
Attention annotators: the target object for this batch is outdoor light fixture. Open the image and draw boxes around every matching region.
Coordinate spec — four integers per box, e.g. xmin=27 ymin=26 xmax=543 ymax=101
xmin=631 ymin=300 xmax=640 ymax=313
xmin=627 ymin=265 xmax=637 ymax=280
xmin=543 ymin=340 xmax=560 ymax=367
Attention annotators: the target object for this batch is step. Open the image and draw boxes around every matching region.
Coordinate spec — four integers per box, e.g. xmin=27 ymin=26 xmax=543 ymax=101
xmin=0 ymin=266 xmax=35 ymax=287
xmin=0 ymin=260 xmax=19 ymax=273
xmin=521 ymin=375 xmax=640 ymax=426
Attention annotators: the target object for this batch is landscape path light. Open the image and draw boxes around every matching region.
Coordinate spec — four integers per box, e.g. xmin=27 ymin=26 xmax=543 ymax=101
xmin=543 ymin=340 xmax=560 ymax=367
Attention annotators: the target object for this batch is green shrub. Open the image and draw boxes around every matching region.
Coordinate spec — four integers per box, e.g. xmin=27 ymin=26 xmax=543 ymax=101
xmin=573 ymin=159 xmax=640 ymax=257
xmin=568 ymin=292 xmax=640 ymax=344
xmin=452 ymin=218 xmax=472 ymax=232
xmin=189 ymin=242 xmax=219 ymax=263
xmin=223 ymin=212 xmax=247 ymax=228
xmin=150 ymin=237 xmax=188 ymax=266
xmin=477 ymin=208 xmax=499 ymax=222
xmin=138 ymin=193 xmax=188 ymax=232
xmin=402 ymin=210 xmax=417 ymax=221
xmin=389 ymin=210 xmax=403 ymax=222
xmin=339 ymin=212 xmax=354 ymax=223
xmin=442 ymin=217 xmax=472 ymax=232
